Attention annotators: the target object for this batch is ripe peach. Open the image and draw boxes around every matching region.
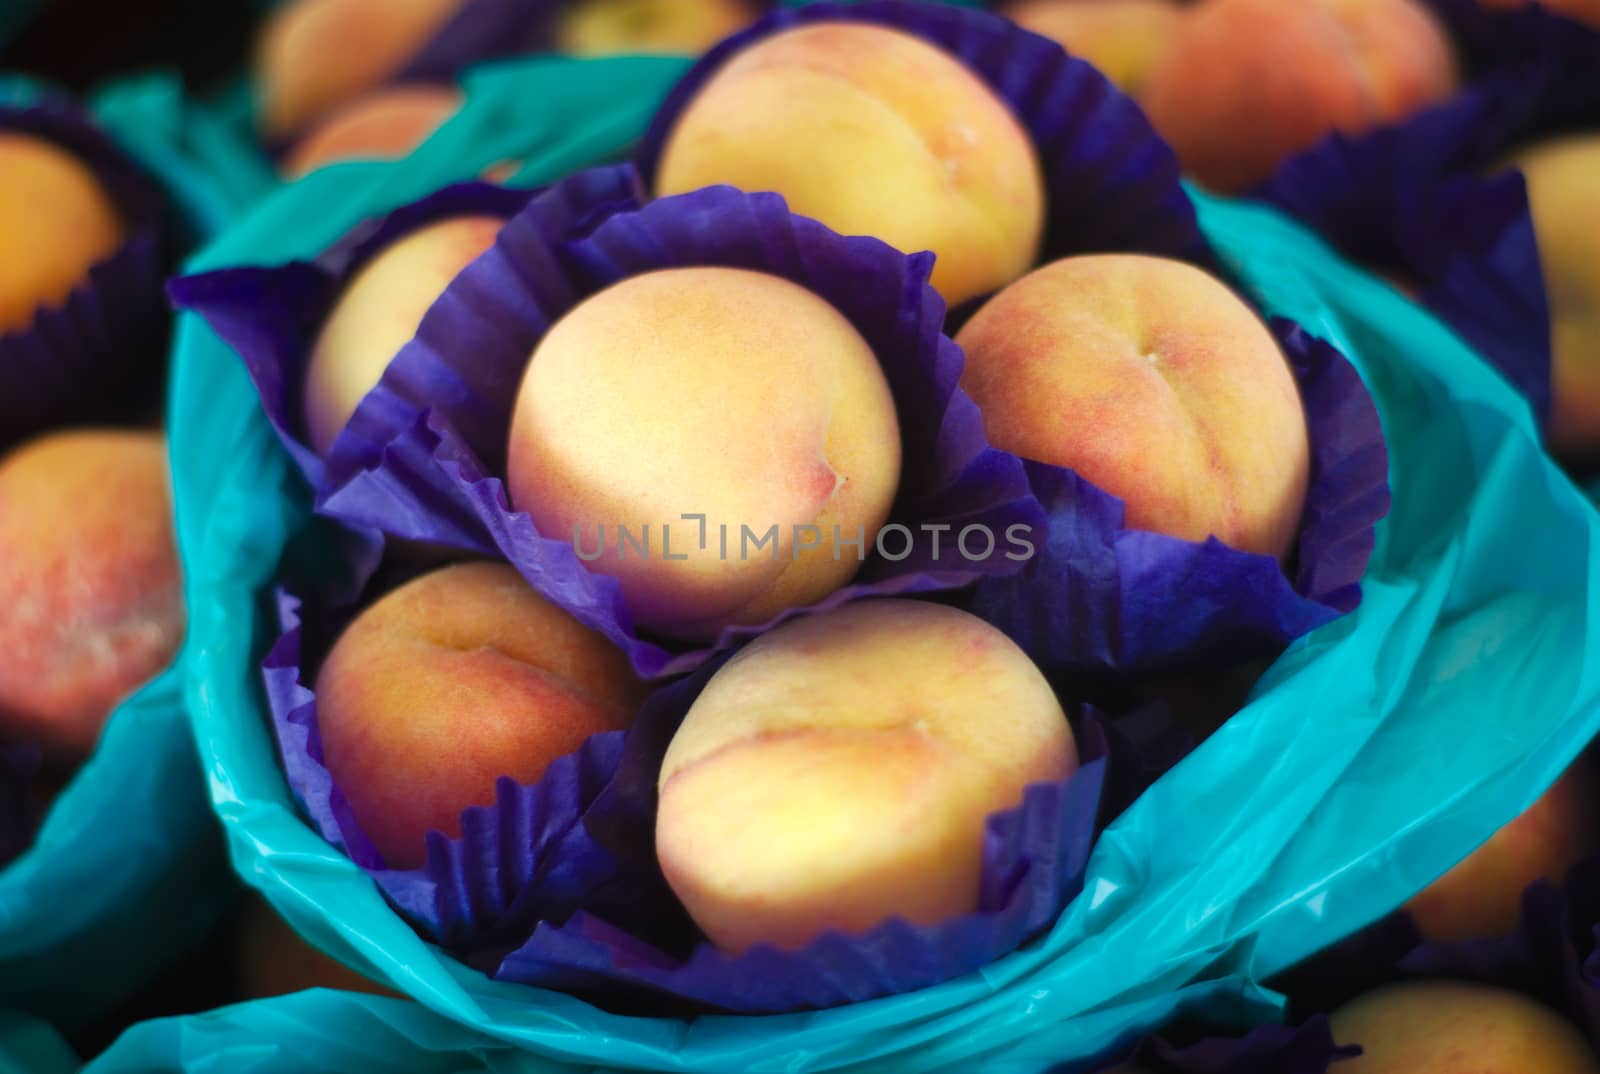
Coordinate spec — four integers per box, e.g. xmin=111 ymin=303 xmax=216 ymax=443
xmin=0 ymin=429 xmax=184 ymax=758
xmin=257 ymin=0 xmax=466 ymax=139
xmin=0 ymin=132 xmax=126 ymax=336
xmin=506 ymin=266 xmax=901 ymax=641
xmin=1141 ymin=0 xmax=1458 ymax=193
xmin=1002 ymin=0 xmax=1183 ymax=94
xmin=282 ymin=84 xmax=462 ymax=178
xmin=1329 ymin=981 xmax=1600 ymax=1073
xmin=955 ymin=254 xmax=1310 ymax=558
xmin=303 ymin=214 xmax=502 ymax=456
xmin=1405 ymin=756 xmax=1595 ymax=943
xmin=237 ymin=897 xmax=394 ymax=999
xmin=654 ymin=22 xmax=1046 ymax=307
xmin=314 ymin=562 xmax=643 ymax=870
xmin=556 ymin=0 xmax=756 ymax=56
xmin=655 ymin=599 xmax=1076 ymax=954
xmin=1503 ymin=135 xmax=1600 ymax=457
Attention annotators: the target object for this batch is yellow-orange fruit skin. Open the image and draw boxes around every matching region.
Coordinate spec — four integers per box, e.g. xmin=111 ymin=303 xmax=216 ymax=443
xmin=256 ymin=0 xmax=465 ymax=138
xmin=1141 ymin=0 xmax=1458 ymax=193
xmin=956 ymin=254 xmax=1310 ymax=559
xmin=656 ymin=599 xmax=1076 ymax=954
xmin=0 ymin=429 xmax=184 ymax=757
xmin=302 ymin=215 xmax=502 ymax=456
xmin=1003 ymin=0 xmax=1183 ymax=94
xmin=313 ymin=562 xmax=645 ymax=870
xmin=655 ymin=22 xmax=1046 ymax=307
xmin=1329 ymin=981 xmax=1600 ymax=1073
xmin=556 ymin=0 xmax=757 ymax=55
xmin=505 ymin=266 xmax=902 ymax=641
xmin=1505 ymin=136 xmax=1600 ymax=457
xmin=0 ymin=133 xmax=126 ymax=336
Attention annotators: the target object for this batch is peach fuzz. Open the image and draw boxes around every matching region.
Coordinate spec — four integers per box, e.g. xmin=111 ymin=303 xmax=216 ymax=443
xmin=1405 ymin=756 xmax=1595 ymax=943
xmin=1329 ymin=981 xmax=1600 ymax=1073
xmin=654 ymin=22 xmax=1045 ymax=307
xmin=314 ymin=562 xmax=644 ymax=870
xmin=282 ymin=84 xmax=462 ymax=178
xmin=0 ymin=429 xmax=184 ymax=758
xmin=955 ymin=254 xmax=1310 ymax=559
xmin=1002 ymin=0 xmax=1183 ymax=94
xmin=0 ymin=132 xmax=126 ymax=336
xmin=556 ymin=0 xmax=757 ymax=56
xmin=506 ymin=266 xmax=901 ymax=641
xmin=1503 ymin=135 xmax=1600 ymax=457
xmin=302 ymin=214 xmax=502 ymax=456
xmin=1140 ymin=0 xmax=1458 ymax=194
xmin=656 ymin=599 xmax=1076 ymax=954
xmin=237 ymin=897 xmax=395 ymax=999
xmin=256 ymin=0 xmax=465 ymax=139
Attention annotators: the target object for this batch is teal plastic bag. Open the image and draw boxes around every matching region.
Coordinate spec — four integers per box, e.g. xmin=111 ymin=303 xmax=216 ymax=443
xmin=0 ymin=1009 xmax=78 ymax=1074
xmin=168 ymin=54 xmax=1600 ymax=1073
xmin=0 ymin=74 xmax=270 ymax=1028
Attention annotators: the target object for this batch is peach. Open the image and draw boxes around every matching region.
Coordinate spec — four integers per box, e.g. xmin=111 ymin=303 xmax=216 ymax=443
xmin=257 ymin=0 xmax=466 ymax=138
xmin=1329 ymin=981 xmax=1600 ymax=1072
xmin=0 ymin=132 xmax=126 ymax=336
xmin=556 ymin=0 xmax=756 ymax=56
xmin=955 ymin=254 xmax=1310 ymax=558
xmin=655 ymin=599 xmax=1076 ymax=954
xmin=1002 ymin=0 xmax=1183 ymax=94
xmin=0 ymin=429 xmax=184 ymax=758
xmin=282 ymin=83 xmax=462 ymax=178
xmin=1405 ymin=756 xmax=1595 ymax=943
xmin=314 ymin=562 xmax=643 ymax=870
xmin=506 ymin=266 xmax=901 ymax=641
xmin=237 ymin=897 xmax=394 ymax=999
xmin=1141 ymin=0 xmax=1458 ymax=193
xmin=654 ymin=22 xmax=1046 ymax=307
xmin=1503 ymin=135 xmax=1600 ymax=457
xmin=303 ymin=214 xmax=502 ymax=455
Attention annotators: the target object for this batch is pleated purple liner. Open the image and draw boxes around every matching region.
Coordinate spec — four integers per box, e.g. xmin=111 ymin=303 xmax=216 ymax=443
xmin=635 ymin=0 xmax=1212 ymax=280
xmin=1076 ymin=1016 xmax=1356 ymax=1074
xmin=166 ymin=180 xmax=541 ymax=494
xmin=1257 ymin=6 xmax=1600 ymax=431
xmin=966 ymin=320 xmax=1390 ymax=682
xmin=0 ymin=102 xmax=171 ymax=449
xmin=312 ymin=169 xmax=1044 ymax=679
xmin=0 ymin=741 xmax=41 ymax=868
xmin=265 ymin=535 xmax=1194 ymax=1012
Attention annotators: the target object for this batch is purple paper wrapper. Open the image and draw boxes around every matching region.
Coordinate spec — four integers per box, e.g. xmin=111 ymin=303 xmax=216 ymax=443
xmin=635 ymin=0 xmax=1211 ymax=276
xmin=1257 ymin=6 xmax=1600 ymax=431
xmin=0 ymin=741 xmax=41 ymax=868
xmin=0 ymin=102 xmax=171 ymax=449
xmin=313 ymin=167 xmax=1044 ymax=679
xmin=967 ymin=320 xmax=1391 ymax=682
xmin=168 ymin=180 xmax=535 ymax=495
xmin=267 ymin=549 xmax=1193 ymax=1012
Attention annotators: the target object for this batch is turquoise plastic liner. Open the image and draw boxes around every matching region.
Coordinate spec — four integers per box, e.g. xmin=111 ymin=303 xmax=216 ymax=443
xmin=0 ymin=74 xmax=270 ymax=1028
xmin=151 ymin=52 xmax=1600 ymax=1074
